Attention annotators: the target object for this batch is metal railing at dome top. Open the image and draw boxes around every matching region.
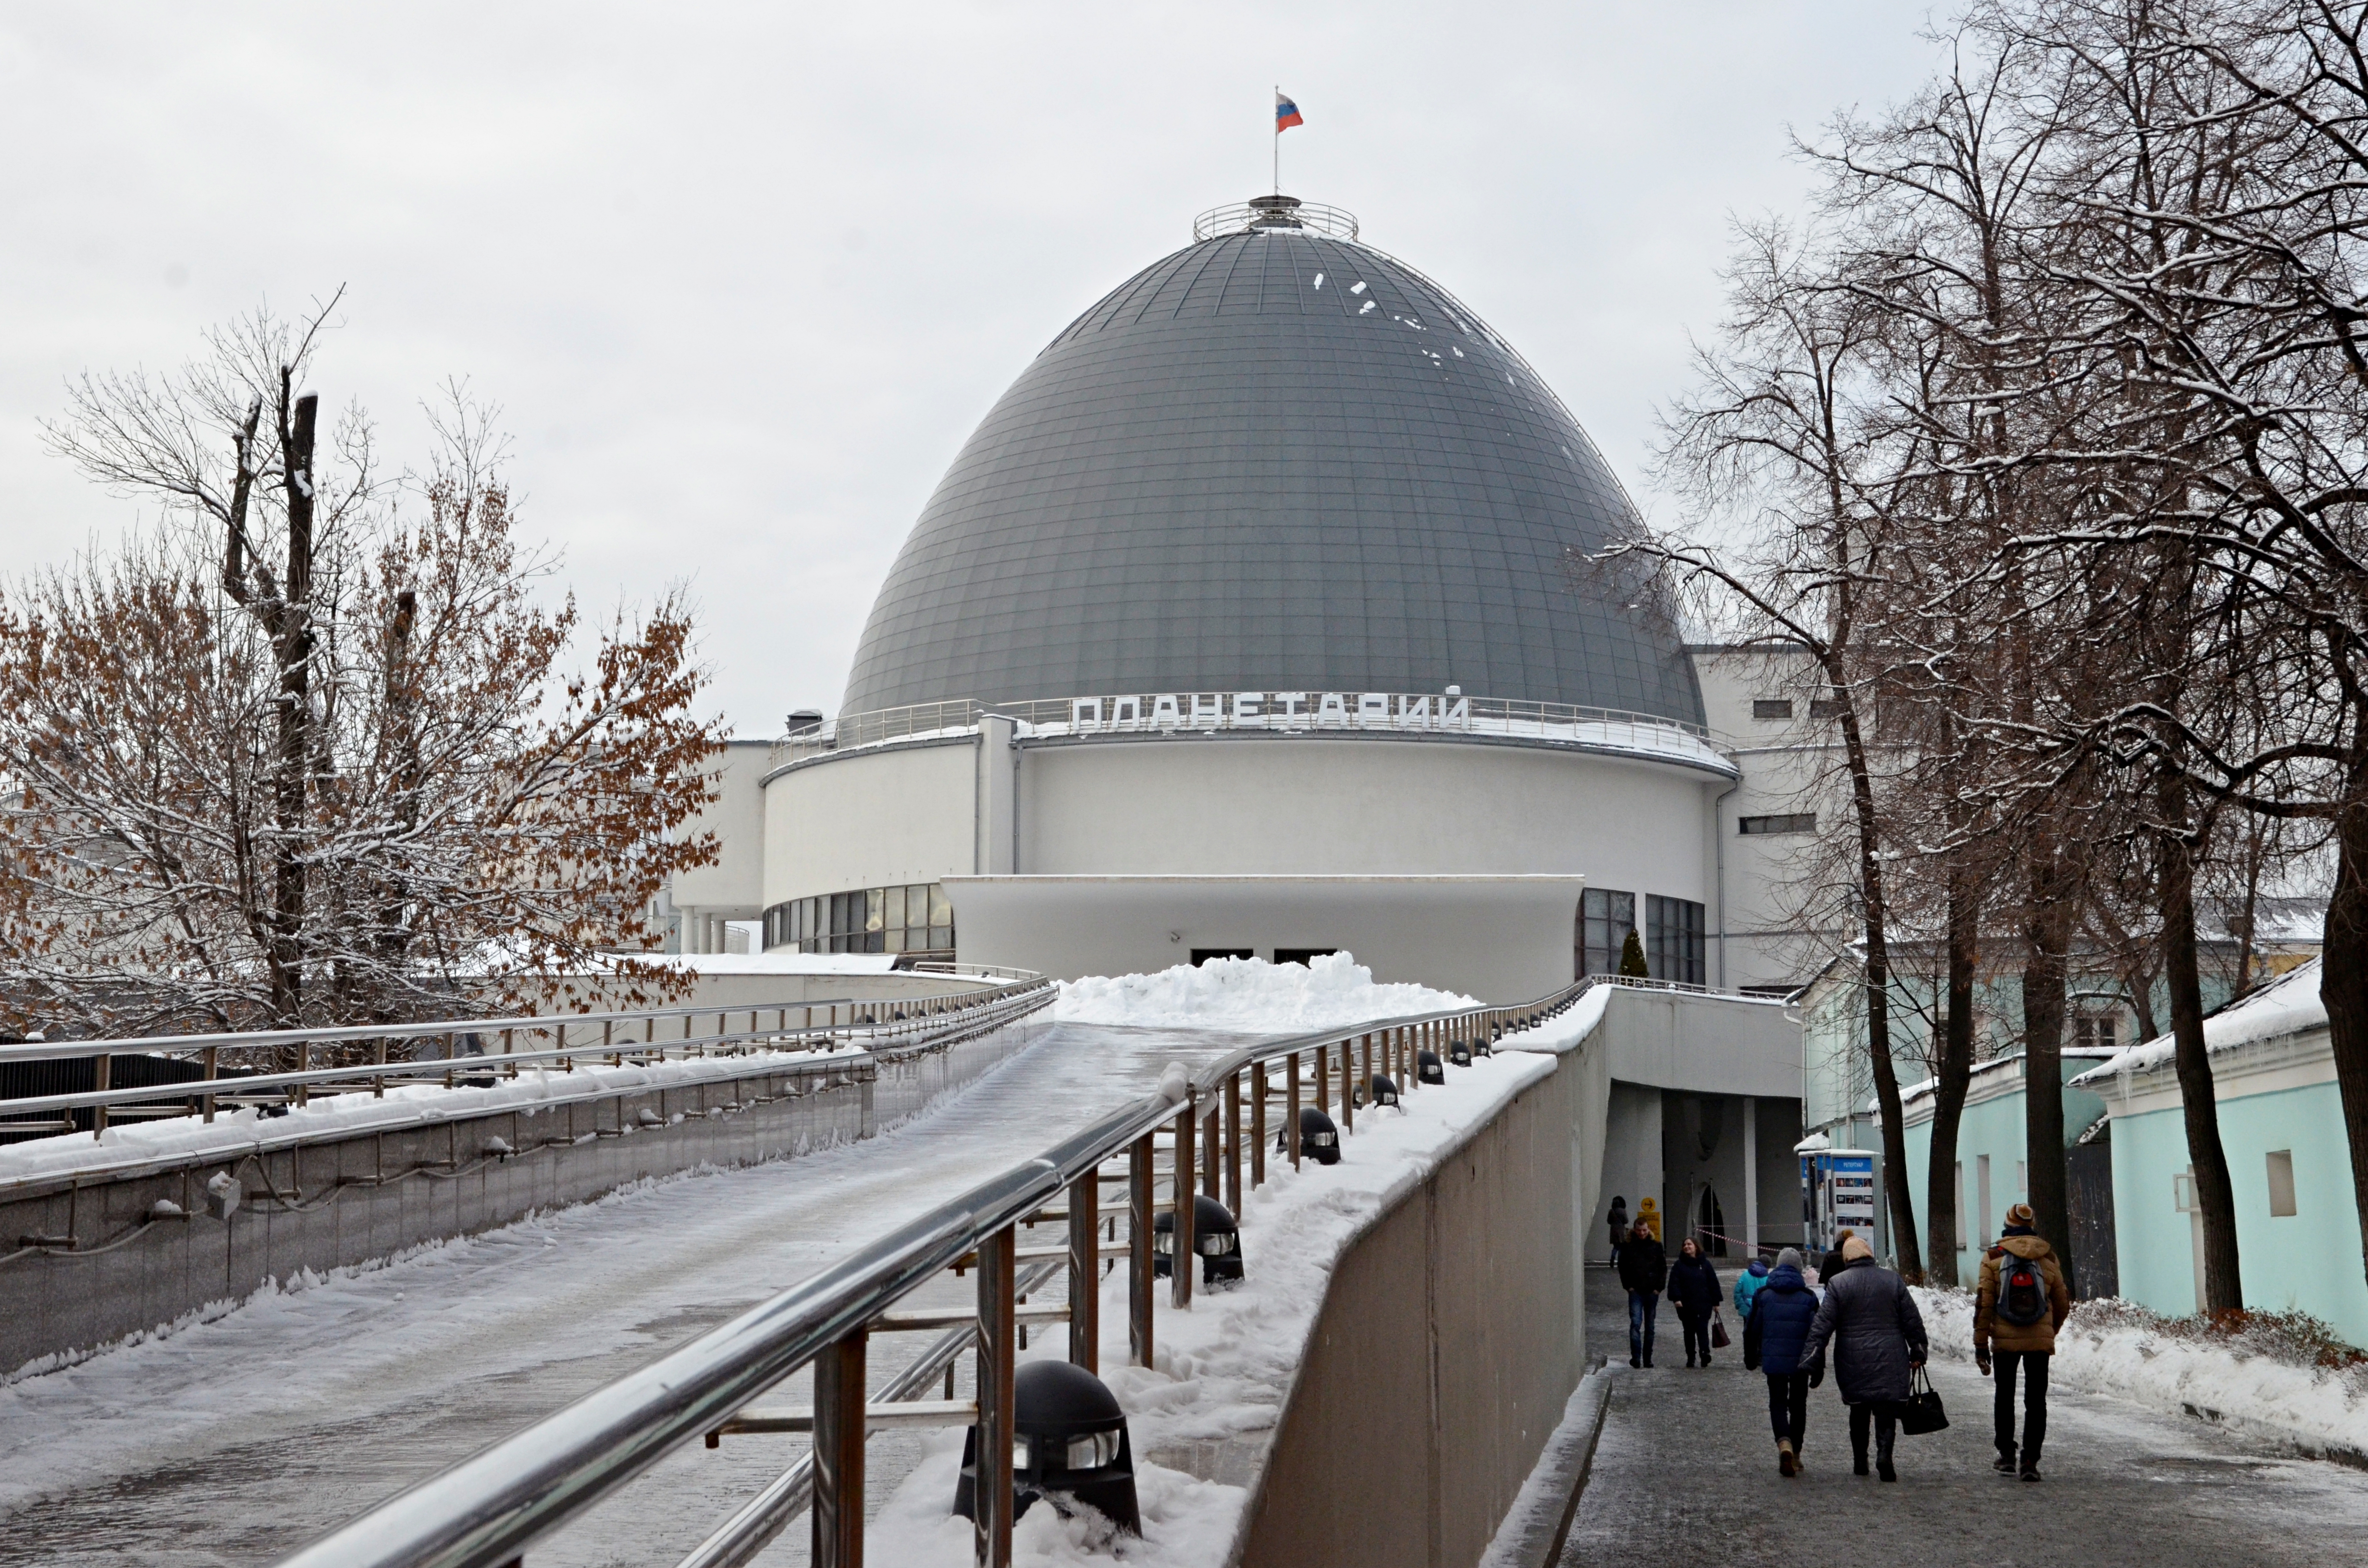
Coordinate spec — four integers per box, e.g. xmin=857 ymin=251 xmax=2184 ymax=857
xmin=270 ymin=979 xmax=1593 ymax=1568
xmin=0 ymin=970 xmax=1052 ymax=1148
xmin=1191 ymin=198 xmax=1362 ymax=242
xmin=768 ymin=691 xmax=1726 ymax=773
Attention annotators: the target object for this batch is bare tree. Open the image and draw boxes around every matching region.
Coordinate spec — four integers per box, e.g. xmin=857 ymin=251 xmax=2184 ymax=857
xmin=0 ymin=302 xmax=723 ymax=1041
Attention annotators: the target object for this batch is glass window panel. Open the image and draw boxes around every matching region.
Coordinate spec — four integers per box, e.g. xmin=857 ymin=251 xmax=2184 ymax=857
xmin=885 ymin=925 xmax=906 ymax=954
xmin=865 ymin=887 xmax=885 ymax=933
xmin=930 ymin=885 xmax=953 ymax=924
xmin=883 ymin=885 xmax=906 ymax=930
xmin=929 ymin=925 xmax=952 ymax=950
xmin=865 ymin=931 xmax=885 ymax=953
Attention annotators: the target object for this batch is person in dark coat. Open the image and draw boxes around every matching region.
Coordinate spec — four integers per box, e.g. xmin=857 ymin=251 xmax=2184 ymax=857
xmin=1666 ymin=1236 xmax=1723 ymax=1367
xmin=1616 ymin=1218 xmax=1668 ymax=1368
xmin=1744 ymin=1246 xmax=1824 ymax=1474
xmin=1606 ymin=1195 xmax=1628 ymax=1268
xmin=1800 ymin=1234 xmax=1928 ymax=1481
xmin=1817 ymin=1227 xmax=1858 ymax=1286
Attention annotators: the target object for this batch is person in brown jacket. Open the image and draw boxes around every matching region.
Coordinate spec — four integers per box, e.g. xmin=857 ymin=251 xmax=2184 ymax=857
xmin=1973 ymin=1202 xmax=2073 ymax=1482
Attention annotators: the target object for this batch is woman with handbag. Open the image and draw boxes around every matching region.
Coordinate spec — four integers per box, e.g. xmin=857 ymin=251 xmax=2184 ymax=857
xmin=1666 ymin=1235 xmax=1724 ymax=1368
xmin=1800 ymin=1235 xmax=1928 ymax=1481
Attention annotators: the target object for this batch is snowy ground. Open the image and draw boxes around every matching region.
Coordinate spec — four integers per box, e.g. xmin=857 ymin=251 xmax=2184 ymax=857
xmin=1914 ymin=1286 xmax=2368 ymax=1462
xmin=0 ymin=955 xmax=1488 ymax=1567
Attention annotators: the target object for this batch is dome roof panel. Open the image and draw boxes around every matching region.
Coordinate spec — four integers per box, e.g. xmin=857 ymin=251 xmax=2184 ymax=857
xmin=839 ymin=225 xmax=1700 ymax=722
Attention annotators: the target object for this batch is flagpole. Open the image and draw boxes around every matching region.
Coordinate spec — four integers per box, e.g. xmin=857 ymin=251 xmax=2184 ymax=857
xmin=1272 ymin=85 xmax=1280 ymax=193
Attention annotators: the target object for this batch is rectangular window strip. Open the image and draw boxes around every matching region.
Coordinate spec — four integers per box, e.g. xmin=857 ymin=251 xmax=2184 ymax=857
xmin=763 ymin=882 xmax=955 ymax=956
xmin=1739 ymin=813 xmax=1816 ymax=835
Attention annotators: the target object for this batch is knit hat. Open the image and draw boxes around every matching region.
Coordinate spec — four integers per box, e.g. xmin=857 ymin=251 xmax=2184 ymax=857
xmin=1840 ymin=1235 xmax=1875 ymax=1262
xmin=2002 ymin=1202 xmax=2036 ymax=1235
xmin=1776 ymin=1247 xmax=1804 ymax=1270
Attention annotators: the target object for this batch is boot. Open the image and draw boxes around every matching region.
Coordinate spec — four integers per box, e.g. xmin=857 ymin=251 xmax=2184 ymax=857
xmin=1686 ymin=1354 xmax=1697 ymax=1368
xmin=1852 ymin=1446 xmax=1869 ymax=1477
xmin=1778 ymin=1440 xmax=1797 ymax=1477
xmin=1876 ymin=1428 xmax=1898 ymax=1482
xmin=1994 ymin=1446 xmax=2018 ymax=1475
xmin=2020 ymin=1461 xmax=2043 ymax=1483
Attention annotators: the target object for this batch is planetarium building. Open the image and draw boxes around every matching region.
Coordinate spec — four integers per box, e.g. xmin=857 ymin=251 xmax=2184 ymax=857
xmin=683 ymin=198 xmax=1814 ymax=1001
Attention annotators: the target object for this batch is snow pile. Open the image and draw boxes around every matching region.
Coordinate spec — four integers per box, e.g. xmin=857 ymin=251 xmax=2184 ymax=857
xmin=862 ymin=1041 xmax=1565 ymax=1566
xmin=1913 ymin=1286 xmax=2368 ymax=1460
xmin=1053 ymin=952 xmax=1477 ymax=1032
xmin=2076 ymin=958 xmax=2325 ymax=1084
xmin=0 ymin=1042 xmax=870 ymax=1188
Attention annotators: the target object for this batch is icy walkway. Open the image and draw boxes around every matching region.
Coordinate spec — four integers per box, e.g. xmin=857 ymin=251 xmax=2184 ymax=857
xmin=0 ymin=1022 xmax=1251 ymax=1568
xmin=1559 ymin=1262 xmax=2368 ymax=1567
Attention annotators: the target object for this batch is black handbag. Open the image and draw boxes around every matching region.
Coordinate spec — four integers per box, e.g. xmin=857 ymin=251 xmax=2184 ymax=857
xmin=1711 ymin=1311 xmax=1730 ymax=1350
xmin=1898 ymin=1366 xmax=1948 ymax=1435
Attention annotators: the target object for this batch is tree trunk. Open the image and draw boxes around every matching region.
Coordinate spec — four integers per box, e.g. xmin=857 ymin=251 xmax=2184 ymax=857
xmin=268 ymin=389 xmax=319 ymax=1029
xmin=1837 ymin=701 xmax=1923 ymax=1280
xmin=2160 ymin=786 xmax=2244 ymax=1313
xmin=2022 ymin=848 xmax=2077 ymax=1298
xmin=2323 ymin=797 xmax=2368 ymax=1310
xmin=1924 ymin=865 xmax=1981 ymax=1287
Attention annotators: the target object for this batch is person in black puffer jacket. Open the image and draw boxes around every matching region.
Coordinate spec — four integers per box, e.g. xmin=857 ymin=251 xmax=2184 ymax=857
xmin=1616 ymin=1219 xmax=1668 ymax=1368
xmin=1801 ymin=1235 xmax=1928 ymax=1482
xmin=1744 ymin=1247 xmax=1824 ymax=1475
xmin=1666 ymin=1237 xmax=1723 ymax=1367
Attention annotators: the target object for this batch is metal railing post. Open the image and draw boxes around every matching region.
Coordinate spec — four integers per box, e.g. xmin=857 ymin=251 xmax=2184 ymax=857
xmin=91 ymin=1053 xmax=109 ymax=1139
xmin=1338 ymin=1039 xmax=1353 ymax=1135
xmin=201 ymin=1044 xmax=217 ymax=1124
xmin=1250 ymin=1061 xmax=1267 ymax=1189
xmin=1200 ymin=1103 xmax=1219 ymax=1201
xmin=1360 ymin=1032 xmax=1372 ymax=1110
xmin=812 ymin=1328 xmax=867 ymax=1568
xmin=975 ymin=1226 xmax=1016 ymax=1568
xmin=296 ymin=1038 xmax=309 ymax=1108
xmin=1172 ymin=1100 xmax=1196 ymax=1309
xmin=1067 ymin=1168 xmax=1098 ymax=1375
xmin=1129 ymin=1133 xmax=1155 ymax=1368
xmin=1285 ymin=1051 xmax=1301 ymax=1169
xmin=1222 ymin=1070 xmax=1242 ymax=1216
xmin=1313 ymin=1041 xmax=1328 ymax=1122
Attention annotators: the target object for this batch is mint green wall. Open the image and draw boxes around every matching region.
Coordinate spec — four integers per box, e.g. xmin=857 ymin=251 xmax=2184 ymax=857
xmin=2111 ymin=1079 xmax=2367 ymax=1346
xmin=1900 ymin=1061 xmax=2108 ymax=1287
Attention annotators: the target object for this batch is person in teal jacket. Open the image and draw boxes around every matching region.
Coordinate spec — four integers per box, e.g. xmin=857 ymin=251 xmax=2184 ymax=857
xmin=1734 ymin=1255 xmax=1772 ymax=1319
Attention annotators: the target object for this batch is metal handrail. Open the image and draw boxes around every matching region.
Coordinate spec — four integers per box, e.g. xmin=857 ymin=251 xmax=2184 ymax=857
xmin=0 ymin=978 xmax=1048 ymax=1141
xmin=274 ymin=979 xmax=1588 ymax=1568
xmin=1192 ymin=200 xmax=1361 ymax=242
xmin=767 ymin=691 xmax=1723 ymax=774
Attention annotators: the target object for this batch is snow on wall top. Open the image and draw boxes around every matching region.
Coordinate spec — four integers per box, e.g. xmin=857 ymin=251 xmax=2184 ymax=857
xmin=1053 ymin=951 xmax=1477 ymax=1032
xmin=2071 ymin=958 xmax=2326 ymax=1088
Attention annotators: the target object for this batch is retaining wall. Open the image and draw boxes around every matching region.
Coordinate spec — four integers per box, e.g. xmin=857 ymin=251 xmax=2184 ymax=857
xmin=0 ymin=1008 xmax=1049 ymax=1377
xmin=1233 ymin=1034 xmax=1595 ymax=1568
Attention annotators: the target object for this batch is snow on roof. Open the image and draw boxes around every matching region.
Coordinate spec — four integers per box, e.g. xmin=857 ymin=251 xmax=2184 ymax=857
xmin=2071 ymin=958 xmax=2326 ymax=1087
xmin=636 ymin=951 xmax=902 ymax=976
xmin=1898 ymin=1044 xmax=2122 ymax=1108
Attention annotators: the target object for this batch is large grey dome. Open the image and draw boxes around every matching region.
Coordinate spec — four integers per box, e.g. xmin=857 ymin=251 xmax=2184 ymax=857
xmin=839 ymin=211 xmax=1702 ymax=724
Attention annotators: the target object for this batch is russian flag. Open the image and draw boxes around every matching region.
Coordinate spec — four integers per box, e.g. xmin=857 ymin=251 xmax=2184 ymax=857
xmin=1275 ymin=92 xmax=1304 ymax=132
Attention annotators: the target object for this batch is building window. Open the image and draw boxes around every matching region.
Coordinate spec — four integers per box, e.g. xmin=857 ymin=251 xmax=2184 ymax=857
xmin=1579 ymin=888 xmax=1637 ymax=978
xmin=2072 ymin=1014 xmax=2120 ymax=1050
xmin=1273 ymin=948 xmax=1338 ymax=965
xmin=1751 ymin=698 xmax=1794 ymax=721
xmin=2267 ymin=1150 xmax=2298 ymax=1217
xmin=1645 ymin=895 xmax=1706 ymax=986
xmin=1739 ymin=813 xmax=1817 ymax=835
xmin=1191 ymin=948 xmax=1254 ymax=966
xmin=763 ymin=882 xmax=954 ymax=956
xmin=1809 ymin=698 xmax=1849 ymax=720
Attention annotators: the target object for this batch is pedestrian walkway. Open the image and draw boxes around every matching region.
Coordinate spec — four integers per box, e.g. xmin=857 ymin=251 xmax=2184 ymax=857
xmin=1560 ymin=1261 xmax=2368 ymax=1567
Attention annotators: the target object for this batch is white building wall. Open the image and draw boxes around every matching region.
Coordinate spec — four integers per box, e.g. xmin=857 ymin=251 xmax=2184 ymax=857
xmin=1014 ymin=736 xmax=1717 ymax=900
xmin=1693 ymin=645 xmax=1849 ymax=993
xmin=764 ymin=738 xmax=979 ymax=902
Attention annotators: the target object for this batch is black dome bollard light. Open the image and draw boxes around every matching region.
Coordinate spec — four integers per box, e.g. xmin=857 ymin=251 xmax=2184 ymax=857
xmin=1447 ymin=1037 xmax=1473 ymax=1067
xmin=1361 ymin=1073 xmax=1401 ymax=1109
xmin=1417 ymin=1048 xmax=1445 ymax=1084
xmin=1275 ymin=1104 xmax=1342 ymax=1165
xmin=1153 ymin=1194 xmax=1244 ymax=1283
xmin=954 ymin=1359 xmax=1140 ymax=1535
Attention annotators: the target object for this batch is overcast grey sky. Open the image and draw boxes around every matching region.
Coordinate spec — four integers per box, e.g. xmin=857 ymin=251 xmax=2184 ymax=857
xmin=0 ymin=3 xmax=1946 ymax=735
